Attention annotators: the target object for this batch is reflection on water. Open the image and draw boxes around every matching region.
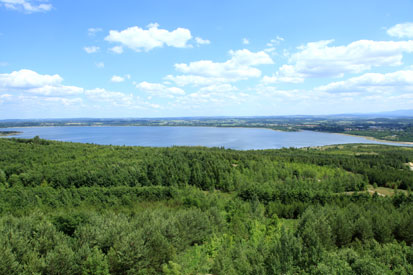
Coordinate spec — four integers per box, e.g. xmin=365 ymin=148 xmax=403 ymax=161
xmin=0 ymin=126 xmax=408 ymax=150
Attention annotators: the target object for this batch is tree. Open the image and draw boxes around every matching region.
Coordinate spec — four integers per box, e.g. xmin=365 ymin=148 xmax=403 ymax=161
xmin=82 ymin=247 xmax=109 ymax=275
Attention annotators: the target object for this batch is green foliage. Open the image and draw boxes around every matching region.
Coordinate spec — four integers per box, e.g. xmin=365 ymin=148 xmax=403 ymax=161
xmin=0 ymin=169 xmax=6 ymax=184
xmin=81 ymin=246 xmax=110 ymax=275
xmin=0 ymin=138 xmax=412 ymax=274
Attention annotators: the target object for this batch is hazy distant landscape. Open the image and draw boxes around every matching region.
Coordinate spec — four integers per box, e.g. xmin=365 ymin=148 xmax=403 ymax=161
xmin=2 ymin=111 xmax=413 ymax=143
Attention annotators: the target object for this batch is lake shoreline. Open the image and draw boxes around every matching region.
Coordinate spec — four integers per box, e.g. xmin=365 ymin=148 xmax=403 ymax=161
xmin=1 ymin=125 xmax=412 ymax=148
xmin=0 ymin=131 xmax=22 ymax=137
xmin=334 ymin=132 xmax=413 ymax=145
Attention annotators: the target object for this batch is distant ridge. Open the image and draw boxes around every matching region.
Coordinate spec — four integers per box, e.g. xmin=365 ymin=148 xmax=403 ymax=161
xmin=370 ymin=109 xmax=413 ymax=117
xmin=328 ymin=109 xmax=413 ymax=119
xmin=1 ymin=109 xmax=413 ymax=121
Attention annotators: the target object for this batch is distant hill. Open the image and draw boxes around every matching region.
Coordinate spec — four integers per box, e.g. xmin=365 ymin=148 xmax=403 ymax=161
xmin=372 ymin=109 xmax=413 ymax=117
xmin=1 ymin=109 xmax=413 ymax=123
xmin=320 ymin=109 xmax=413 ymax=119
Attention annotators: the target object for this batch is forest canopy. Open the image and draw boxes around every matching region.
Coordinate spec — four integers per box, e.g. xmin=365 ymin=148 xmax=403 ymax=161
xmin=0 ymin=137 xmax=412 ymax=274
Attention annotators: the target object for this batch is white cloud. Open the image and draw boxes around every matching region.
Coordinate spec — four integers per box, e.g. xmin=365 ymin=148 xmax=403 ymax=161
xmin=110 ymin=75 xmax=125 ymax=83
xmin=85 ymin=88 xmax=160 ymax=109
xmin=16 ymin=95 xmax=83 ymax=106
xmin=84 ymin=46 xmax=100 ymax=54
xmin=0 ymin=69 xmax=84 ymax=96
xmin=266 ymin=36 xmax=284 ymax=48
xmin=85 ymin=88 xmax=131 ymax=103
xmin=195 ymin=37 xmax=210 ymax=45
xmin=88 ymin=28 xmax=102 ymax=36
xmin=256 ymin=85 xmax=310 ymax=100
xmin=27 ymin=85 xmax=84 ymax=96
xmin=172 ymin=49 xmax=273 ymax=85
xmin=95 ymin=62 xmax=104 ymax=68
xmin=172 ymin=86 xmax=248 ymax=108
xmin=316 ymin=70 xmax=413 ymax=94
xmin=41 ymin=96 xmax=82 ymax=106
xmin=136 ymin=81 xmax=185 ymax=98
xmin=0 ymin=0 xmax=52 ymax=13
xmin=110 ymin=46 xmax=124 ymax=54
xmin=0 ymin=93 xmax=12 ymax=103
xmin=242 ymin=38 xmax=249 ymax=45
xmin=387 ymin=23 xmax=413 ymax=38
xmin=164 ymin=75 xmax=226 ymax=87
xmin=274 ymin=39 xmax=413 ymax=80
xmin=262 ymin=65 xmax=305 ymax=84
xmin=105 ymin=23 xmax=192 ymax=52
xmin=264 ymin=36 xmax=284 ymax=53
xmin=198 ymin=83 xmax=238 ymax=93
xmin=0 ymin=69 xmax=62 ymax=88
xmin=0 ymin=69 xmax=162 ymax=113
xmin=255 ymin=69 xmax=413 ymax=114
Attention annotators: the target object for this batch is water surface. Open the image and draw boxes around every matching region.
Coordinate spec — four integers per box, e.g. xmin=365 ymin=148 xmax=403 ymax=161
xmin=0 ymin=126 xmax=408 ymax=150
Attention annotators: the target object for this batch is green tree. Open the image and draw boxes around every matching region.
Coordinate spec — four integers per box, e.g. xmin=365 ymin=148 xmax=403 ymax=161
xmin=82 ymin=246 xmax=109 ymax=275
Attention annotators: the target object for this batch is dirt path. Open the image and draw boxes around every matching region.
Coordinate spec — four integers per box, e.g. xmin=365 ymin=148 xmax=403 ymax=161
xmin=367 ymin=190 xmax=386 ymax=197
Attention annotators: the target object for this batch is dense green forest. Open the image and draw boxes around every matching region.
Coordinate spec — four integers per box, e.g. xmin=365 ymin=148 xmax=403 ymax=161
xmin=0 ymin=137 xmax=412 ymax=274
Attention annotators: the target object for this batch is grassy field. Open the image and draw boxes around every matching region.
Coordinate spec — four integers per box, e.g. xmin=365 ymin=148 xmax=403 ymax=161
xmin=344 ymin=185 xmax=409 ymax=197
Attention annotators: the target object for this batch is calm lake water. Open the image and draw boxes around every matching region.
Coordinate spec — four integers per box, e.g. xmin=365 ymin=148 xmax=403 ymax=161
xmin=0 ymin=126 xmax=408 ymax=150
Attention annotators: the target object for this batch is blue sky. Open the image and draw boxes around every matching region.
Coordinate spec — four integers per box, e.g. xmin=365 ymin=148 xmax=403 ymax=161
xmin=1 ymin=0 xmax=413 ymax=118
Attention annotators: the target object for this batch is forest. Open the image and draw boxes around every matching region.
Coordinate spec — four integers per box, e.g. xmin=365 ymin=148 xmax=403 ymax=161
xmin=0 ymin=137 xmax=412 ymax=274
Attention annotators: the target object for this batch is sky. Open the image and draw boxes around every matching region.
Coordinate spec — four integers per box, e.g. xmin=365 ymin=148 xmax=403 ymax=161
xmin=1 ymin=0 xmax=413 ymax=119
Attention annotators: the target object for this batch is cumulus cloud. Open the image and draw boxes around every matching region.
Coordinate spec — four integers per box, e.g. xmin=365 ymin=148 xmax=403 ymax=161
xmin=16 ymin=95 xmax=83 ymax=106
xmin=95 ymin=62 xmax=104 ymax=68
xmin=387 ymin=23 xmax=413 ymax=38
xmin=88 ymin=27 xmax=102 ymax=36
xmin=198 ymin=83 xmax=238 ymax=93
xmin=105 ymin=23 xmax=192 ymax=52
xmin=262 ymin=65 xmax=305 ymax=84
xmin=266 ymin=36 xmax=284 ymax=47
xmin=26 ymin=85 xmax=84 ymax=96
xmin=110 ymin=46 xmax=124 ymax=54
xmin=84 ymin=46 xmax=100 ymax=54
xmin=85 ymin=88 xmax=131 ymax=103
xmin=85 ymin=88 xmax=160 ymax=109
xmin=315 ymin=70 xmax=413 ymax=94
xmin=256 ymin=85 xmax=310 ymax=100
xmin=173 ymin=86 xmax=248 ymax=108
xmin=110 ymin=75 xmax=125 ymax=83
xmin=41 ymin=96 xmax=83 ymax=106
xmin=0 ymin=0 xmax=52 ymax=13
xmin=164 ymin=75 xmax=225 ymax=87
xmin=0 ymin=69 xmax=84 ymax=96
xmin=0 ymin=93 xmax=12 ymax=103
xmin=264 ymin=36 xmax=284 ymax=53
xmin=136 ymin=81 xmax=185 ymax=98
xmin=0 ymin=69 xmax=162 ymax=113
xmin=195 ymin=37 xmax=210 ymax=45
xmin=170 ymin=49 xmax=273 ymax=85
xmin=0 ymin=69 xmax=62 ymax=89
xmin=270 ymin=39 xmax=413 ymax=82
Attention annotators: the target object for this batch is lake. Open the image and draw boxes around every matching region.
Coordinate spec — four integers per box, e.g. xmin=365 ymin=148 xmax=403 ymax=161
xmin=1 ymin=126 xmax=409 ymax=150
